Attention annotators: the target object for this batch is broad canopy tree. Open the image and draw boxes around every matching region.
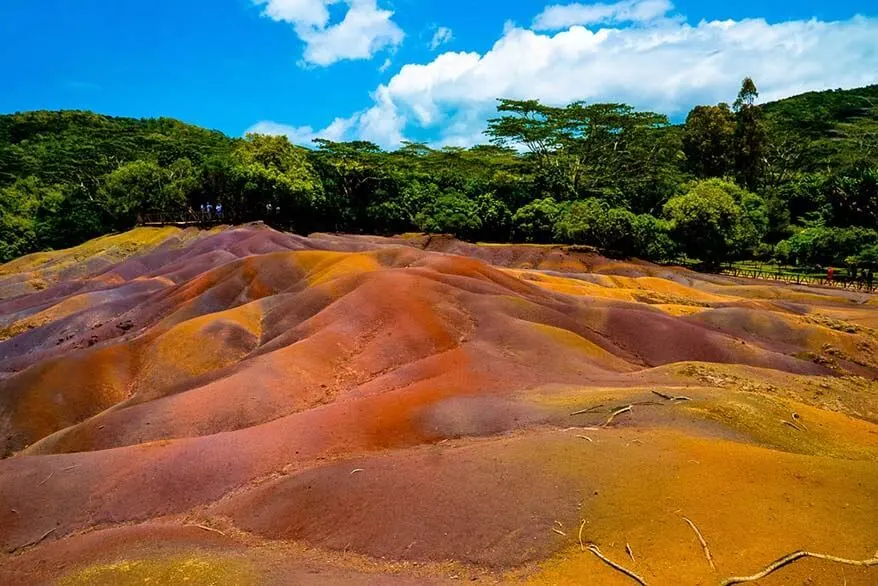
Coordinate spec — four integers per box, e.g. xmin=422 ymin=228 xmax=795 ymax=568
xmin=486 ymin=98 xmax=680 ymax=211
xmin=664 ymin=179 xmax=767 ymax=266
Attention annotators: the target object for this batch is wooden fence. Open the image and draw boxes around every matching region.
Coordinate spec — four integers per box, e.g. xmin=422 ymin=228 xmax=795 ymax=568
xmin=138 ymin=210 xmax=226 ymax=227
xmin=718 ymin=265 xmax=876 ymax=294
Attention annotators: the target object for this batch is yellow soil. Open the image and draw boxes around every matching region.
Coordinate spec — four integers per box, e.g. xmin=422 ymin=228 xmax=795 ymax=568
xmin=297 ymin=251 xmax=383 ymax=286
xmin=133 ymin=302 xmax=264 ymax=399
xmin=529 ymin=322 xmax=635 ymax=372
xmin=505 ymin=269 xmax=732 ymax=311
xmin=525 ymin=430 xmax=878 ymax=585
xmin=0 ymin=227 xmax=186 ymax=276
xmin=57 ymin=554 xmax=254 ymax=586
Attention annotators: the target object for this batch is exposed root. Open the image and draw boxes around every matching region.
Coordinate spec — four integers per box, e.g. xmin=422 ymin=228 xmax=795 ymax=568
xmin=27 ymin=528 xmax=56 ymax=549
xmin=626 ymin=543 xmax=635 ymax=563
xmin=571 ymin=404 xmax=605 ymax=416
xmin=586 ymin=544 xmax=649 ymax=585
xmin=782 ymin=420 xmax=805 ymax=432
xmin=36 ymin=528 xmax=56 ymax=544
xmin=721 ymin=550 xmax=878 ymax=585
xmin=37 ymin=471 xmax=55 ymax=486
xmin=651 ymin=391 xmax=692 ymax=402
xmin=574 ymin=399 xmax=674 ymax=421
xmin=62 ymin=465 xmax=79 ymax=472
xmin=578 ymin=520 xmax=586 ymax=552
xmin=576 ymin=435 xmax=593 ymax=442
xmin=682 ymin=517 xmax=716 ymax=570
xmin=552 ymin=528 xmax=567 ymax=537
xmin=350 ymin=468 xmax=364 ymax=475
xmin=191 ymin=524 xmax=228 ymax=538
xmin=602 ymin=406 xmax=633 ymax=428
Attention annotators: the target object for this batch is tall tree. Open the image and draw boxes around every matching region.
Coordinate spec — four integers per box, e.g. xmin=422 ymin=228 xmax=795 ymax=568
xmin=682 ymin=103 xmax=735 ymax=178
xmin=733 ymin=77 xmax=767 ymax=190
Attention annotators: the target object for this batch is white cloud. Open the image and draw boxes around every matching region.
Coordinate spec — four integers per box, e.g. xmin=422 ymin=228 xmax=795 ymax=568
xmin=533 ymin=0 xmax=674 ymax=30
xmin=379 ymin=57 xmax=392 ymax=72
xmin=355 ymin=85 xmax=407 ymax=145
xmin=246 ymin=89 xmax=405 ymax=147
xmin=247 ymin=117 xmax=354 ymax=145
xmin=255 ymin=4 xmax=878 ymax=148
xmin=254 ymin=0 xmax=403 ymax=66
xmin=429 ymin=26 xmax=454 ymax=50
xmin=257 ymin=0 xmax=333 ymax=28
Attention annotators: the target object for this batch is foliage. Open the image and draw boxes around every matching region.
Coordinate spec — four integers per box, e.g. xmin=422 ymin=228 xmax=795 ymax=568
xmin=682 ymin=103 xmax=735 ymax=178
xmin=1 ymin=81 xmax=877 ymax=270
xmin=848 ymin=244 xmax=878 ymax=269
xmin=101 ymin=160 xmax=188 ymax=225
xmin=553 ymin=198 xmax=675 ymax=260
xmin=664 ymin=179 xmax=765 ymax=265
xmin=415 ymin=191 xmax=482 ymax=239
xmin=775 ymin=226 xmax=878 ymax=267
xmin=486 ymin=99 xmax=681 ymax=211
xmin=0 ymin=110 xmax=234 ymax=187
xmin=629 ymin=213 xmax=678 ymax=262
xmin=0 ymin=178 xmax=42 ymax=261
xmin=226 ymin=134 xmax=324 ymax=230
xmin=821 ymin=163 xmax=878 ymax=228
xmin=733 ymin=78 xmax=767 ymax=191
xmin=761 ymin=84 xmax=878 ymax=167
xmin=473 ymin=193 xmax=512 ymax=241
xmin=512 ymin=197 xmax=562 ymax=243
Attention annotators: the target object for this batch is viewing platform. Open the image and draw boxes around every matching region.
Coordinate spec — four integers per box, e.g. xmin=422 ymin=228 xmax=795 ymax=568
xmin=137 ymin=211 xmax=226 ymax=227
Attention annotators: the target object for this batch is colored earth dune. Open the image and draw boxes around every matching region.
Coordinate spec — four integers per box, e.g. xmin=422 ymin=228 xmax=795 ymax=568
xmin=1 ymin=223 xmax=876 ymax=584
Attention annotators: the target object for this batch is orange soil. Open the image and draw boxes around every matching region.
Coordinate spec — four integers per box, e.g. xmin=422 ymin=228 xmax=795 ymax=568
xmin=0 ymin=224 xmax=876 ymax=584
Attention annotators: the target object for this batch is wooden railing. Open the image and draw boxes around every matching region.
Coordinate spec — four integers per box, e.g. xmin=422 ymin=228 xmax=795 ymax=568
xmin=137 ymin=210 xmax=226 ymax=227
xmin=718 ymin=265 xmax=876 ymax=294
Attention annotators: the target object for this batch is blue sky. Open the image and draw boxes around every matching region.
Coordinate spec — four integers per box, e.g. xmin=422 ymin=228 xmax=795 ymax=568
xmin=2 ymin=1 xmax=878 ymax=147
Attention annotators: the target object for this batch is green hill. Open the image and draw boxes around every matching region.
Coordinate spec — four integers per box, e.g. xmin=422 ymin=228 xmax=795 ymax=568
xmin=1 ymin=83 xmax=876 ymax=267
xmin=0 ymin=110 xmax=236 ymax=187
xmin=762 ymin=84 xmax=878 ymax=166
xmin=3 ymin=85 xmax=874 ymax=190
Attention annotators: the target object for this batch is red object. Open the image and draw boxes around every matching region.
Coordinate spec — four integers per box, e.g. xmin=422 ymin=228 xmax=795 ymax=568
xmin=827 ymin=267 xmax=835 ymax=282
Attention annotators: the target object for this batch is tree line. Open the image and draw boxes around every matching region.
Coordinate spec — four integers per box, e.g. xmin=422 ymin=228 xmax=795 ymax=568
xmin=1 ymin=80 xmax=877 ymax=273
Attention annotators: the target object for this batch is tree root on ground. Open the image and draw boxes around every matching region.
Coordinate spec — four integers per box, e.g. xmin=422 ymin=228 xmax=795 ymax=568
xmin=586 ymin=544 xmax=649 ymax=585
xmin=601 ymin=406 xmax=632 ymax=428
xmin=721 ymin=550 xmax=878 ymax=585
xmin=190 ymin=524 xmax=228 ymax=538
xmin=682 ymin=517 xmax=716 ymax=570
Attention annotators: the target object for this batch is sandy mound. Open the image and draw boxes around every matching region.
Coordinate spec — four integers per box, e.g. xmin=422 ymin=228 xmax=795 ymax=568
xmin=1 ymin=226 xmax=876 ymax=584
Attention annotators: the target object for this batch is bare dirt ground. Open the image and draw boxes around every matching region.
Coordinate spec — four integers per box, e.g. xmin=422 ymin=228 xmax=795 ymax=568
xmin=1 ymin=224 xmax=876 ymax=584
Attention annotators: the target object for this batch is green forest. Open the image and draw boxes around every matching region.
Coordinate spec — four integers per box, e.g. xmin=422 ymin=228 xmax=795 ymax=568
xmin=1 ymin=79 xmax=877 ymax=274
